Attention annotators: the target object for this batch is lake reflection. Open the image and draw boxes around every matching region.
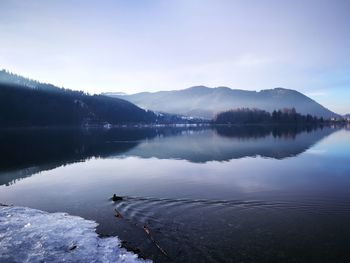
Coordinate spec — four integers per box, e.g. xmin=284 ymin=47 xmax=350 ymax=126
xmin=0 ymin=125 xmax=336 ymax=185
xmin=1 ymin=126 xmax=350 ymax=263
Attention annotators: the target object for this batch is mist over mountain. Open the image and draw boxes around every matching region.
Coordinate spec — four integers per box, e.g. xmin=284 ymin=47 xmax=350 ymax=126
xmin=107 ymin=86 xmax=339 ymax=119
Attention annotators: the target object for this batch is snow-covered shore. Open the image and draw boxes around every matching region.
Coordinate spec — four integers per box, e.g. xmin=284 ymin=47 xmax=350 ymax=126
xmin=0 ymin=206 xmax=151 ymax=263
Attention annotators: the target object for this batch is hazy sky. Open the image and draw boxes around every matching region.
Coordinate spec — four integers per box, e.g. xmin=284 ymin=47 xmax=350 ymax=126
xmin=1 ymin=0 xmax=350 ymax=114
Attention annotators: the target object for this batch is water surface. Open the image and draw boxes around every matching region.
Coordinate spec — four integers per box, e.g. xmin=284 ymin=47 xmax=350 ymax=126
xmin=1 ymin=125 xmax=349 ymax=262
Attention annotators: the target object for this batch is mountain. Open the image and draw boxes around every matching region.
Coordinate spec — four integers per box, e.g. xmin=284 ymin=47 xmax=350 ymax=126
xmin=107 ymin=86 xmax=339 ymax=119
xmin=0 ymin=70 xmax=156 ymax=127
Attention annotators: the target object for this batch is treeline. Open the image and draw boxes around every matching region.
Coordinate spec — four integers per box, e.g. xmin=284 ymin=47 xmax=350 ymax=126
xmin=0 ymin=82 xmax=157 ymax=127
xmin=214 ymin=108 xmax=324 ymax=124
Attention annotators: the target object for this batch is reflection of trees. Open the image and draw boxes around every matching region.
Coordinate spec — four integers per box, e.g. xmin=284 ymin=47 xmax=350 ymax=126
xmin=0 ymin=125 xmax=337 ymax=186
xmin=126 ymin=125 xmax=337 ymax=163
xmin=0 ymin=128 xmax=155 ymax=172
xmin=0 ymin=127 xmax=207 ymax=177
xmin=0 ymin=128 xmax=162 ymax=186
xmin=214 ymin=126 xmax=271 ymax=139
xmin=215 ymin=124 xmax=325 ymax=140
xmin=271 ymin=125 xmax=324 ymax=139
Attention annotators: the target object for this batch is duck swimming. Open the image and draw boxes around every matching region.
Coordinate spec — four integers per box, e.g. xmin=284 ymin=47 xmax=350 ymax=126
xmin=112 ymin=194 xmax=123 ymax=202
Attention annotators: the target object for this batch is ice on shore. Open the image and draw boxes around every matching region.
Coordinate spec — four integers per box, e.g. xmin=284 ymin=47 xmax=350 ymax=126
xmin=0 ymin=206 xmax=151 ymax=263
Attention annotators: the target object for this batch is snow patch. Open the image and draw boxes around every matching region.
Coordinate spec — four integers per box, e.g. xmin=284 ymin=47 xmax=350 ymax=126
xmin=0 ymin=206 xmax=151 ymax=263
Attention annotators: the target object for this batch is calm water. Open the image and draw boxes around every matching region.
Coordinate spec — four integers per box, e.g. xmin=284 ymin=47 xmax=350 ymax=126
xmin=1 ymin=125 xmax=350 ymax=262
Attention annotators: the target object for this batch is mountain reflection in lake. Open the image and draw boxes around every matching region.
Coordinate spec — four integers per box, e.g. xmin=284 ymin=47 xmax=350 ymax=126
xmin=0 ymin=125 xmax=334 ymax=180
xmin=1 ymin=126 xmax=350 ymax=263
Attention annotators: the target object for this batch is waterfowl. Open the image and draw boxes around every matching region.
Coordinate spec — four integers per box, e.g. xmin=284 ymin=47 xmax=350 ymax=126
xmin=112 ymin=194 xmax=123 ymax=202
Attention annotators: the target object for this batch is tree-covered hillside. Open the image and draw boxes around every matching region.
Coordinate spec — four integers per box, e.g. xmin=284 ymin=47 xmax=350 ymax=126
xmin=0 ymin=70 xmax=156 ymax=127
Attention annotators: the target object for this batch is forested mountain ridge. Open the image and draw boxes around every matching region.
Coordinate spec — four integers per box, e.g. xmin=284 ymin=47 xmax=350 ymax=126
xmin=0 ymin=70 xmax=156 ymax=126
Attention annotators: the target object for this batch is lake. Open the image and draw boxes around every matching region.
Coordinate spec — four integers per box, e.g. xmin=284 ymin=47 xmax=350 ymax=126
xmin=1 ymin=125 xmax=350 ymax=262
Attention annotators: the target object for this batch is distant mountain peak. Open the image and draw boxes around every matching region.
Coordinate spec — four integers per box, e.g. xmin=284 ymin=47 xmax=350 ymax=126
xmin=106 ymin=85 xmax=339 ymax=119
xmin=188 ymin=85 xmax=209 ymax=89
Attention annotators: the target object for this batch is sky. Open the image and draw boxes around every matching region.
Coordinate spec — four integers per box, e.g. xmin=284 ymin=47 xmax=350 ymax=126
xmin=1 ymin=0 xmax=350 ymax=114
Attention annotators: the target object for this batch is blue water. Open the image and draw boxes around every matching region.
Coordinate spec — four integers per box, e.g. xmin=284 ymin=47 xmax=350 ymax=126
xmin=0 ymin=125 xmax=349 ymax=262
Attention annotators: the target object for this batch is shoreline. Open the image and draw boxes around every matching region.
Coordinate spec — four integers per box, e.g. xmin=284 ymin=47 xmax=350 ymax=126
xmin=0 ymin=204 xmax=151 ymax=263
